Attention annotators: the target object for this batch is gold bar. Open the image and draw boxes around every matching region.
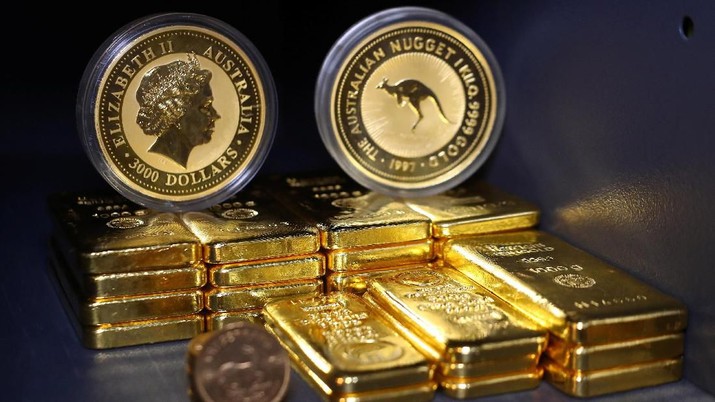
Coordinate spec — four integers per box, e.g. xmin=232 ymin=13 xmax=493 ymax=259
xmin=547 ymin=333 xmax=684 ymax=371
xmin=265 ymin=173 xmax=431 ymax=249
xmin=405 ymin=180 xmax=539 ymax=238
xmin=180 ymin=186 xmax=320 ymax=264
xmin=205 ymin=310 xmax=264 ymax=331
xmin=205 ymin=279 xmax=323 ymax=312
xmin=209 ymin=254 xmax=325 ymax=287
xmin=543 ymin=357 xmax=683 ymax=397
xmin=274 ymin=334 xmax=437 ymax=402
xmin=438 ymin=355 xmax=538 ymax=378
xmin=50 ymin=243 xmax=204 ymax=324
xmin=439 ymin=368 xmax=543 ymax=399
xmin=443 ymin=231 xmax=688 ymax=344
xmin=326 ymin=265 xmax=429 ymax=295
xmin=365 ymin=267 xmax=547 ymax=364
xmin=263 ymin=292 xmax=434 ymax=394
xmin=326 ymin=240 xmax=433 ymax=272
xmin=49 ymin=192 xmax=201 ymax=273
xmin=80 ymin=315 xmax=204 ymax=350
xmin=51 ymin=237 xmax=206 ymax=297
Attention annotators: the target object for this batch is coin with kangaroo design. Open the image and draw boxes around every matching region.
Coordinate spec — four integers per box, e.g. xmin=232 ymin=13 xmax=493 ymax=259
xmin=316 ymin=7 xmax=505 ymax=197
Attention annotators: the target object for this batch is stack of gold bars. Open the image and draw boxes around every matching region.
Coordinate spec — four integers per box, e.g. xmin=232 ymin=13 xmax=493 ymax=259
xmin=441 ymin=230 xmax=688 ymax=397
xmin=48 ymin=193 xmax=206 ymax=349
xmin=47 ymin=174 xmax=688 ymax=399
xmin=264 ymin=173 xmax=436 ymax=295
xmin=180 ymin=185 xmax=324 ymax=330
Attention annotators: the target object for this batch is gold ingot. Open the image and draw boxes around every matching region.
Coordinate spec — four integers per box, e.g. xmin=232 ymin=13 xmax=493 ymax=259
xmin=81 ymin=315 xmax=204 ymax=350
xmin=51 ymin=238 xmax=206 ymax=297
xmin=205 ymin=310 xmax=264 ymax=331
xmin=263 ymin=292 xmax=434 ymax=394
xmin=272 ymin=330 xmax=437 ymax=402
xmin=326 ymin=265 xmax=429 ymax=295
xmin=50 ymin=244 xmax=203 ymax=325
xmin=439 ymin=368 xmax=543 ymax=399
xmin=405 ymin=180 xmax=539 ymax=238
xmin=326 ymin=240 xmax=433 ymax=272
xmin=205 ymin=279 xmax=323 ymax=312
xmin=542 ymin=357 xmax=683 ymax=397
xmin=181 ymin=187 xmax=320 ymax=264
xmin=209 ymin=254 xmax=325 ymax=287
xmin=365 ymin=267 xmax=547 ymax=364
xmin=547 ymin=333 xmax=684 ymax=371
xmin=49 ymin=192 xmax=201 ymax=273
xmin=266 ymin=173 xmax=431 ymax=249
xmin=438 ymin=355 xmax=538 ymax=378
xmin=443 ymin=231 xmax=688 ymax=344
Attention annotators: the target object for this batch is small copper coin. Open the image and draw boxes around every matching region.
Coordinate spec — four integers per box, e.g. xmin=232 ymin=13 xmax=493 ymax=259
xmin=192 ymin=322 xmax=290 ymax=402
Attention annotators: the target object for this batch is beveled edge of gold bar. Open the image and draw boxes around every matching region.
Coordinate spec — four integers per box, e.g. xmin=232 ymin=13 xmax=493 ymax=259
xmin=438 ymin=354 xmax=539 ymax=378
xmin=82 ymin=314 xmax=204 ymax=349
xmin=205 ymin=279 xmax=324 ymax=312
xmin=203 ymin=234 xmax=320 ymax=265
xmin=87 ymin=263 xmax=207 ymax=298
xmin=439 ymin=367 xmax=543 ymax=399
xmin=322 ymin=219 xmax=431 ymax=250
xmin=542 ymin=356 xmax=683 ymax=398
xmin=434 ymin=212 xmax=539 ymax=238
xmin=326 ymin=240 xmax=434 ymax=272
xmin=205 ymin=309 xmax=264 ymax=331
xmin=547 ymin=333 xmax=685 ymax=371
xmin=81 ymin=289 xmax=204 ymax=325
xmin=79 ymin=243 xmax=202 ymax=274
xmin=266 ymin=323 xmax=437 ymax=402
xmin=210 ymin=254 xmax=325 ymax=287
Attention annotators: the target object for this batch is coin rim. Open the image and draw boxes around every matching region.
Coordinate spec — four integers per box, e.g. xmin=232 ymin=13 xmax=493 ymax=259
xmin=78 ymin=13 xmax=277 ymax=212
xmin=315 ymin=7 xmax=506 ymax=198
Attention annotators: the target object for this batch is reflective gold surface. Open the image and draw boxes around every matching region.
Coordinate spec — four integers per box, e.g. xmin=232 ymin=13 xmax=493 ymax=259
xmin=439 ymin=368 xmax=543 ymax=399
xmin=82 ymin=315 xmax=204 ymax=350
xmin=405 ymin=180 xmax=539 ymax=238
xmin=51 ymin=237 xmax=206 ymax=297
xmin=85 ymin=264 xmax=206 ymax=298
xmin=93 ymin=25 xmax=267 ymax=204
xmin=205 ymin=310 xmax=264 ymax=331
xmin=438 ymin=355 xmax=538 ymax=378
xmin=205 ymin=279 xmax=323 ymax=312
xmin=273 ymin=329 xmax=436 ymax=402
xmin=365 ymin=267 xmax=547 ymax=363
xmin=327 ymin=240 xmax=433 ymax=272
xmin=209 ymin=254 xmax=325 ymax=287
xmin=326 ymin=265 xmax=426 ymax=295
xmin=547 ymin=333 xmax=684 ymax=371
xmin=542 ymin=357 xmax=683 ymax=397
xmin=443 ymin=231 xmax=688 ymax=343
xmin=263 ymin=292 xmax=433 ymax=394
xmin=329 ymin=21 xmax=500 ymax=192
xmin=181 ymin=187 xmax=320 ymax=264
xmin=265 ymin=173 xmax=431 ymax=249
xmin=50 ymin=243 xmax=204 ymax=324
xmin=49 ymin=192 xmax=201 ymax=273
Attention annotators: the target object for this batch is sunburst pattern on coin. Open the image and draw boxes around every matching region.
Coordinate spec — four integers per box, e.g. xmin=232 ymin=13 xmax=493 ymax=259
xmin=78 ymin=13 xmax=276 ymax=211
xmin=316 ymin=7 xmax=505 ymax=197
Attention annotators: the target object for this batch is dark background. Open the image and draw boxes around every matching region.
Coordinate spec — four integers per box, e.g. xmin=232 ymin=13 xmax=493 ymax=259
xmin=2 ymin=1 xmax=714 ymax=400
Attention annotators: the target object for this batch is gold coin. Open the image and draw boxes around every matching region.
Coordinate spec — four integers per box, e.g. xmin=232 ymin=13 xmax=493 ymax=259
xmin=317 ymin=7 xmax=504 ymax=197
xmin=79 ymin=14 xmax=276 ymax=211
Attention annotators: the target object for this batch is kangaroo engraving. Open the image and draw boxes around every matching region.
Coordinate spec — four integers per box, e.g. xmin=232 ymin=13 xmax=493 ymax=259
xmin=376 ymin=77 xmax=451 ymax=131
